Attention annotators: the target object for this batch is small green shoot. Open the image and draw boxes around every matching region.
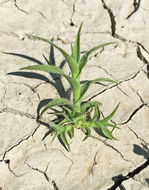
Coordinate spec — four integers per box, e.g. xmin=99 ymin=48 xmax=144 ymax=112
xmin=19 ymin=23 xmax=119 ymax=151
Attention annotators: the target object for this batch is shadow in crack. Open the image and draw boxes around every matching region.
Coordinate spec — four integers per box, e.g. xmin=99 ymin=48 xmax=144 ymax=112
xmin=146 ymin=178 xmax=149 ymax=185
xmin=133 ymin=143 xmax=149 ymax=186
xmin=110 ymin=175 xmax=126 ymax=190
xmin=108 ymin=143 xmax=149 ymax=190
xmin=108 ymin=158 xmax=149 ymax=190
xmin=133 ymin=143 xmax=149 ymax=160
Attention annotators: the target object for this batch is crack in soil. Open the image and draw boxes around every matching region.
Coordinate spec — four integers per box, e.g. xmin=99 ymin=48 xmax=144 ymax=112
xmin=59 ymin=0 xmax=69 ymax=6
xmin=88 ymin=68 xmax=143 ymax=101
xmin=127 ymin=0 xmax=141 ymax=19
xmin=137 ymin=42 xmax=149 ymax=55
xmin=132 ymin=88 xmax=146 ymax=104
xmin=55 ymin=36 xmax=71 ymax=44
xmin=90 ymin=135 xmax=134 ymax=164
xmin=70 ymin=0 xmax=76 ymax=26
xmin=14 ymin=0 xmax=28 ymax=14
xmin=136 ymin=46 xmax=149 ymax=65
xmin=107 ymin=158 xmax=149 ymax=190
xmin=48 ymin=148 xmax=73 ymax=177
xmin=2 ymin=124 xmax=40 ymax=161
xmin=26 ymin=161 xmax=59 ymax=190
xmin=4 ymin=159 xmax=27 ymax=177
xmin=97 ymin=65 xmax=129 ymax=96
xmin=118 ymin=103 xmax=145 ymax=125
xmin=2 ymin=107 xmax=36 ymax=120
xmin=132 ymin=177 xmax=149 ymax=188
xmin=50 ymin=148 xmax=73 ymax=177
xmin=128 ymin=127 xmax=149 ymax=148
xmin=119 ymin=84 xmax=149 ymax=126
xmin=125 ymin=88 xmax=149 ymax=145
xmin=36 ymin=10 xmax=48 ymax=20
xmin=101 ymin=0 xmax=116 ymax=37
xmin=0 ymin=0 xmax=10 ymax=5
xmin=100 ymin=0 xmax=130 ymax=43
xmin=99 ymin=1 xmax=148 ymax=53
xmin=136 ymin=45 xmax=149 ymax=78
xmin=0 ymin=87 xmax=7 ymax=110
xmin=89 ymin=151 xmax=98 ymax=177
xmin=0 ymin=81 xmax=41 ymax=120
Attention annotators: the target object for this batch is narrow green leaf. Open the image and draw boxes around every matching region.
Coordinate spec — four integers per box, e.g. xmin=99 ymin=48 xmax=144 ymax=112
xmin=50 ymin=122 xmax=66 ymax=142
xmin=79 ymin=42 xmax=116 ymax=74
xmin=83 ymin=126 xmax=91 ymax=141
xmin=87 ymin=120 xmax=97 ymax=128
xmin=68 ymin=126 xmax=74 ymax=139
xmin=72 ymin=22 xmax=83 ymax=63
xmin=58 ymin=118 xmax=67 ymax=126
xmin=51 ymin=132 xmax=58 ymax=142
xmin=61 ymin=131 xmax=70 ymax=151
xmin=63 ymin=106 xmax=72 ymax=116
xmin=101 ymin=126 xmax=117 ymax=140
xmin=65 ymin=125 xmax=73 ymax=131
xmin=89 ymin=104 xmax=119 ymax=130
xmin=56 ymin=112 xmax=72 ymax=122
xmin=20 ymin=64 xmax=64 ymax=75
xmin=92 ymin=106 xmax=100 ymax=121
xmin=63 ymin=106 xmax=73 ymax=121
xmin=80 ymin=77 xmax=117 ymax=100
xmin=64 ymin=75 xmax=80 ymax=96
xmin=80 ymin=81 xmax=90 ymax=100
xmin=105 ymin=123 xmax=120 ymax=129
xmin=71 ymin=44 xmax=73 ymax=55
xmin=27 ymin=35 xmax=79 ymax=77
xmin=81 ymin=101 xmax=101 ymax=113
xmin=92 ymin=78 xmax=117 ymax=83
xmin=99 ymin=103 xmax=119 ymax=125
xmin=41 ymin=98 xmax=73 ymax=116
xmin=49 ymin=121 xmax=65 ymax=132
xmin=20 ymin=64 xmax=79 ymax=99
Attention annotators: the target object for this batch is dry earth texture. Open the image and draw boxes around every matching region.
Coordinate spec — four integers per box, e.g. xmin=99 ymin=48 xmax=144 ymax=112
xmin=0 ymin=0 xmax=149 ymax=190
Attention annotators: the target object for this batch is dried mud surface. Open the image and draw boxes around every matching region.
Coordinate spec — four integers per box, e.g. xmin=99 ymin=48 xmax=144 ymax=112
xmin=0 ymin=0 xmax=149 ymax=189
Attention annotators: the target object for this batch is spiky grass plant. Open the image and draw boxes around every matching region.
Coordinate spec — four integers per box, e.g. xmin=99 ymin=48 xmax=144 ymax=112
xmin=20 ymin=23 xmax=119 ymax=150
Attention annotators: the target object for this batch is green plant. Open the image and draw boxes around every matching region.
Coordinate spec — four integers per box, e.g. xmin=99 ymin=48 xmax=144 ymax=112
xmin=20 ymin=23 xmax=119 ymax=151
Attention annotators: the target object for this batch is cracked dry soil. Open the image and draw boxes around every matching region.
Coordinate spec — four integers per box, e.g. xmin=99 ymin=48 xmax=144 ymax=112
xmin=0 ymin=0 xmax=149 ymax=190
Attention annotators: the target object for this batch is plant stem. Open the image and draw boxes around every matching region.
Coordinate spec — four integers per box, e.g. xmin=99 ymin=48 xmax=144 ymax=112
xmin=73 ymin=76 xmax=81 ymax=114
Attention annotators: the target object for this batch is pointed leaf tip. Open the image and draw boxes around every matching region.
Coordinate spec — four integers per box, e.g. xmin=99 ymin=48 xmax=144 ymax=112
xmin=79 ymin=42 xmax=117 ymax=75
xmin=100 ymin=103 xmax=120 ymax=124
xmin=40 ymin=98 xmax=73 ymax=116
xmin=27 ymin=35 xmax=79 ymax=76
xmin=72 ymin=22 xmax=83 ymax=63
xmin=101 ymin=126 xmax=117 ymax=140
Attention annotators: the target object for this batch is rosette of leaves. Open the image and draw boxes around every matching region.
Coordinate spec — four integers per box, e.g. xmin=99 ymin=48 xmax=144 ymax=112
xmin=20 ymin=23 xmax=119 ymax=151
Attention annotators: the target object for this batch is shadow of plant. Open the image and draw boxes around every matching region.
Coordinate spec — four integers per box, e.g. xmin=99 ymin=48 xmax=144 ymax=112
xmin=133 ymin=143 xmax=149 ymax=186
xmin=5 ymin=45 xmax=70 ymax=99
xmin=146 ymin=178 xmax=149 ymax=185
xmin=110 ymin=175 xmax=126 ymax=190
xmin=108 ymin=143 xmax=149 ymax=189
xmin=133 ymin=143 xmax=149 ymax=159
xmin=5 ymin=45 xmax=72 ymax=150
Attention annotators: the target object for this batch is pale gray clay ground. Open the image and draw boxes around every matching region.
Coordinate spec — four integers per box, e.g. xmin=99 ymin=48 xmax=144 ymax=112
xmin=0 ymin=0 xmax=149 ymax=190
